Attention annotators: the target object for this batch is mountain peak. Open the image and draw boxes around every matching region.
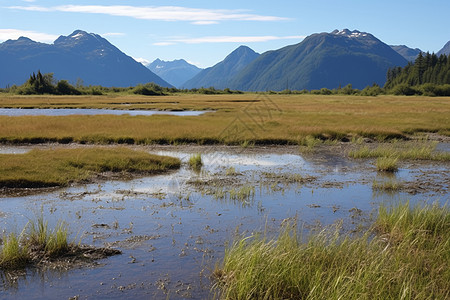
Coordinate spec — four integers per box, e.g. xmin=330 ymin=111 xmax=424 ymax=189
xmin=437 ymin=40 xmax=450 ymax=56
xmin=225 ymin=45 xmax=258 ymax=61
xmin=183 ymin=45 xmax=259 ymax=89
xmin=331 ymin=29 xmax=369 ymax=38
xmin=0 ymin=30 xmax=171 ymax=88
xmin=148 ymin=59 xmax=202 ymax=88
xmin=68 ymin=30 xmax=92 ymax=39
xmin=2 ymin=36 xmax=37 ymax=45
xmin=54 ymin=30 xmax=104 ymax=48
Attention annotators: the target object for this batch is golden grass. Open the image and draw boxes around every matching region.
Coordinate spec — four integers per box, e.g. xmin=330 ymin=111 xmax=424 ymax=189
xmin=0 ymin=94 xmax=449 ymax=145
xmin=0 ymin=147 xmax=180 ymax=188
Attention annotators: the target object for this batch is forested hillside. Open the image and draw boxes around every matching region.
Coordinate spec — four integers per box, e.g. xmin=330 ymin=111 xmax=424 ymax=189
xmin=385 ymin=52 xmax=450 ymax=95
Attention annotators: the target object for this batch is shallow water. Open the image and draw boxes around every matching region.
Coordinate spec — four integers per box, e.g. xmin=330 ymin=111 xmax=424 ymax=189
xmin=0 ymin=108 xmax=208 ymax=117
xmin=0 ymin=146 xmax=448 ymax=299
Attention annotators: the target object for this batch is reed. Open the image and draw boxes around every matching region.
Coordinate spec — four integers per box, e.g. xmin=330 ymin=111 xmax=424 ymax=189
xmin=0 ymin=233 xmax=29 ymax=269
xmin=214 ymin=201 xmax=450 ymax=299
xmin=1 ymin=217 xmax=70 ymax=269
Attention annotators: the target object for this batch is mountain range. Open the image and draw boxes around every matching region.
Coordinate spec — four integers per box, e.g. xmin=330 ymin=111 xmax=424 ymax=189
xmin=225 ymin=30 xmax=408 ymax=91
xmin=390 ymin=45 xmax=422 ymax=62
xmin=147 ymin=59 xmax=201 ymax=88
xmin=183 ymin=46 xmax=259 ymax=89
xmin=437 ymin=41 xmax=450 ymax=56
xmin=1 ymin=29 xmax=448 ymax=91
xmin=0 ymin=30 xmax=171 ymax=88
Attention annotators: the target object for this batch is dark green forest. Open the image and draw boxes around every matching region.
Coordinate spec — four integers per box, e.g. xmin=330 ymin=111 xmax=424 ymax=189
xmin=385 ymin=52 xmax=450 ymax=96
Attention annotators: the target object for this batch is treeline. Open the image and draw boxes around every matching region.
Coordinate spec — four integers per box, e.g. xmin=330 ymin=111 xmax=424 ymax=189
xmin=0 ymin=71 xmax=244 ymax=96
xmin=385 ymin=52 xmax=450 ymax=96
xmin=1 ymin=59 xmax=449 ymax=97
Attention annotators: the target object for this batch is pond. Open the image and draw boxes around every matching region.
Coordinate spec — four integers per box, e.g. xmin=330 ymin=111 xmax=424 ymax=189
xmin=0 ymin=145 xmax=448 ymax=299
xmin=0 ymin=108 xmax=208 ymax=117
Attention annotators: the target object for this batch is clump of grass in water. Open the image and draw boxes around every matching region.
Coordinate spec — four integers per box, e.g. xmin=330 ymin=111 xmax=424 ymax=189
xmin=0 ymin=215 xmax=120 ymax=270
xmin=1 ymin=233 xmax=29 ymax=269
xmin=0 ymin=217 xmax=68 ymax=269
xmin=229 ymin=186 xmax=255 ymax=202
xmin=376 ymin=156 xmax=398 ymax=172
xmin=225 ymin=167 xmax=239 ymax=176
xmin=188 ymin=153 xmax=203 ymax=171
xmin=298 ymin=135 xmax=322 ymax=153
xmin=372 ymin=178 xmax=401 ymax=191
xmin=28 ymin=216 xmax=68 ymax=256
xmin=240 ymin=140 xmax=254 ymax=148
xmin=349 ymin=142 xmax=450 ymax=161
xmin=213 ymin=201 xmax=450 ymax=299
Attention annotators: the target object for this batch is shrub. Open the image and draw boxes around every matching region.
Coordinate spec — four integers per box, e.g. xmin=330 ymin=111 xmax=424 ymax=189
xmin=133 ymin=83 xmax=165 ymax=96
xmin=391 ymin=84 xmax=420 ymax=96
xmin=56 ymin=80 xmax=81 ymax=95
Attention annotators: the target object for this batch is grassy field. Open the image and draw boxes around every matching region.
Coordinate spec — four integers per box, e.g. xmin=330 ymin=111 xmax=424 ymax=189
xmin=213 ymin=201 xmax=450 ymax=299
xmin=0 ymin=94 xmax=449 ymax=145
xmin=0 ymin=147 xmax=180 ymax=188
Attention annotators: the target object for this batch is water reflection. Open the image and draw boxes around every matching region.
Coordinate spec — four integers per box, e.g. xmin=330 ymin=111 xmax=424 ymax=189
xmin=0 ymin=108 xmax=209 ymax=117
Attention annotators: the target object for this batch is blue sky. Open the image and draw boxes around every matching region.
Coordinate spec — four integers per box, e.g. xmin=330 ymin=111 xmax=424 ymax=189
xmin=0 ymin=0 xmax=449 ymax=68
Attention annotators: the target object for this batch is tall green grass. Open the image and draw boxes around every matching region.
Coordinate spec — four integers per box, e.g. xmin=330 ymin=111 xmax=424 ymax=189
xmin=28 ymin=216 xmax=68 ymax=256
xmin=1 ymin=233 xmax=29 ymax=269
xmin=349 ymin=142 xmax=450 ymax=161
xmin=214 ymin=201 xmax=450 ymax=299
xmin=1 ymin=217 xmax=71 ymax=269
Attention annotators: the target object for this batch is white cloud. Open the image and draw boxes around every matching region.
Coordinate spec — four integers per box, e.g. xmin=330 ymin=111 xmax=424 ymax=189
xmin=153 ymin=42 xmax=177 ymax=46
xmin=191 ymin=21 xmax=219 ymax=25
xmin=158 ymin=35 xmax=306 ymax=45
xmin=8 ymin=5 xmax=50 ymax=12
xmin=102 ymin=32 xmax=125 ymax=37
xmin=7 ymin=5 xmax=288 ymax=24
xmin=0 ymin=29 xmax=58 ymax=43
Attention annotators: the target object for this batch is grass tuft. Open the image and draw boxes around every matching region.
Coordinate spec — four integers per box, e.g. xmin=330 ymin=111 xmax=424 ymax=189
xmin=376 ymin=156 xmax=399 ymax=172
xmin=372 ymin=179 xmax=401 ymax=192
xmin=225 ymin=167 xmax=239 ymax=176
xmin=213 ymin=201 xmax=450 ymax=299
xmin=229 ymin=185 xmax=255 ymax=203
xmin=27 ymin=216 xmax=68 ymax=256
xmin=0 ymin=233 xmax=29 ymax=269
xmin=188 ymin=153 xmax=203 ymax=171
xmin=298 ymin=135 xmax=322 ymax=153
xmin=0 ymin=215 xmax=120 ymax=270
